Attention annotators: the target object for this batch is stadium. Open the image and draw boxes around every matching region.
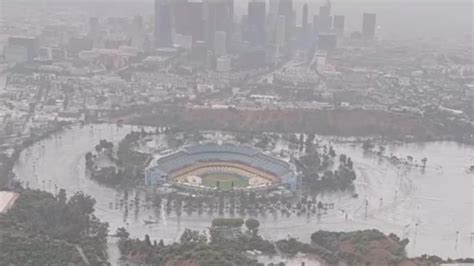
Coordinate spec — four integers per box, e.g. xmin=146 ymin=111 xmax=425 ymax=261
xmin=145 ymin=144 xmax=298 ymax=191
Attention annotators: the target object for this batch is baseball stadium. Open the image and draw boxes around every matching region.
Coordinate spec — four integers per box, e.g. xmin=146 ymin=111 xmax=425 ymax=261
xmin=145 ymin=144 xmax=298 ymax=191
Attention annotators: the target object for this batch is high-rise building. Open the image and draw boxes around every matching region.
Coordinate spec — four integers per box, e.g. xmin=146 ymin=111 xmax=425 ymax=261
xmin=312 ymin=15 xmax=319 ymax=33
xmin=278 ymin=0 xmax=294 ymax=45
xmin=205 ymin=0 xmax=233 ymax=51
xmin=173 ymin=0 xmax=188 ymax=36
xmin=318 ymin=33 xmax=337 ymax=51
xmin=226 ymin=0 xmax=234 ymax=25
xmin=190 ymin=40 xmax=208 ymax=62
xmin=226 ymin=0 xmax=235 ymax=45
xmin=133 ymin=15 xmax=143 ymax=32
xmin=131 ymin=15 xmax=145 ymax=49
xmin=302 ymin=3 xmax=309 ymax=30
xmin=269 ymin=0 xmax=279 ymax=16
xmin=319 ymin=0 xmax=332 ymax=33
xmin=155 ymin=0 xmax=173 ymax=48
xmin=88 ymin=17 xmax=101 ymax=47
xmin=4 ymin=36 xmax=39 ymax=62
xmin=89 ymin=17 xmax=100 ymax=38
xmin=276 ymin=15 xmax=286 ymax=47
xmin=362 ymin=13 xmax=376 ymax=39
xmin=333 ymin=15 xmax=345 ymax=35
xmin=214 ymin=30 xmax=227 ymax=56
xmin=216 ymin=55 xmax=231 ymax=72
xmin=172 ymin=0 xmax=205 ymax=44
xmin=89 ymin=17 xmax=99 ymax=34
xmin=247 ymin=0 xmax=266 ymax=47
xmin=68 ymin=36 xmax=93 ymax=56
xmin=266 ymin=0 xmax=280 ymax=46
xmin=188 ymin=1 xmax=206 ymax=43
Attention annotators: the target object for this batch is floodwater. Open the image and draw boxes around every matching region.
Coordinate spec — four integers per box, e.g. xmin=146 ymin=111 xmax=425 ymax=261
xmin=13 ymin=124 xmax=474 ymax=263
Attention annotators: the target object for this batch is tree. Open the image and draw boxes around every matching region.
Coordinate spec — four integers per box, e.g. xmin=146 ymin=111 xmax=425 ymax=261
xmin=421 ymin=157 xmax=428 ymax=167
xmin=67 ymin=192 xmax=96 ymax=216
xmin=116 ymin=227 xmax=129 ymax=239
xmin=245 ymin=218 xmax=260 ymax=235
xmin=0 ymin=190 xmax=109 ymax=265
xmin=378 ymin=145 xmax=386 ymax=155
xmin=339 ymin=154 xmax=347 ymax=165
xmin=299 ymin=134 xmax=305 ymax=151
xmin=212 ymin=218 xmax=244 ymax=228
xmin=289 ymin=134 xmax=299 ymax=146
xmin=144 ymin=234 xmax=152 ymax=246
xmin=180 ymin=229 xmax=207 ymax=244
xmin=306 ymin=133 xmax=315 ymax=146
xmin=153 ymin=195 xmax=162 ymax=208
xmin=57 ymin=189 xmax=67 ymax=204
xmin=347 ymin=157 xmax=353 ymax=169
xmin=362 ymin=140 xmax=373 ymax=151
xmin=249 ymin=191 xmax=256 ymax=205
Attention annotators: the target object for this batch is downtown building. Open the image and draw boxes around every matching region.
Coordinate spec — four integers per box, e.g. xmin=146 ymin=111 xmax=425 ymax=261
xmin=246 ymin=0 xmax=266 ymax=47
xmin=362 ymin=13 xmax=377 ymax=39
xmin=205 ymin=0 xmax=234 ymax=52
xmin=278 ymin=0 xmax=294 ymax=47
xmin=155 ymin=0 xmax=173 ymax=48
xmin=333 ymin=15 xmax=345 ymax=36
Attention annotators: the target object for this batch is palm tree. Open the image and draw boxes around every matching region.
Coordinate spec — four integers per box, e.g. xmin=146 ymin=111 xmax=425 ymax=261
xmin=421 ymin=157 xmax=428 ymax=167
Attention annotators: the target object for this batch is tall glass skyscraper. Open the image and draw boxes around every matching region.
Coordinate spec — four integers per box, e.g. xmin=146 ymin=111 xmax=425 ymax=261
xmin=247 ymin=0 xmax=266 ymax=47
xmin=278 ymin=0 xmax=294 ymax=45
xmin=205 ymin=0 xmax=233 ymax=51
xmin=362 ymin=13 xmax=377 ymax=39
xmin=155 ymin=0 xmax=173 ymax=48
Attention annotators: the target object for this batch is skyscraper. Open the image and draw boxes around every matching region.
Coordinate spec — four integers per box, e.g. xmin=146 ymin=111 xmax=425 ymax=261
xmin=318 ymin=33 xmax=337 ymax=51
xmin=205 ymin=0 xmax=233 ymax=51
xmin=362 ymin=13 xmax=376 ymax=39
xmin=268 ymin=0 xmax=279 ymax=17
xmin=155 ymin=0 xmax=173 ymax=47
xmin=302 ymin=3 xmax=308 ymax=31
xmin=247 ymin=0 xmax=266 ymax=47
xmin=319 ymin=0 xmax=332 ymax=33
xmin=173 ymin=0 xmax=188 ymax=36
xmin=214 ymin=30 xmax=227 ymax=56
xmin=276 ymin=15 xmax=286 ymax=47
xmin=133 ymin=15 xmax=143 ymax=33
xmin=225 ymin=0 xmax=235 ymax=43
xmin=172 ymin=0 xmax=205 ymax=44
xmin=333 ymin=15 xmax=345 ymax=35
xmin=226 ymin=0 xmax=234 ymax=24
xmin=131 ymin=15 xmax=145 ymax=49
xmin=278 ymin=0 xmax=294 ymax=45
xmin=312 ymin=15 xmax=319 ymax=33
xmin=4 ymin=37 xmax=39 ymax=63
xmin=266 ymin=0 xmax=280 ymax=46
xmin=89 ymin=17 xmax=100 ymax=39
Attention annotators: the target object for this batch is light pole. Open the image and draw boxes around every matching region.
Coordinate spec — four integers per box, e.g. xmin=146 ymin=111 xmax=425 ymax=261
xmin=364 ymin=199 xmax=368 ymax=219
xmin=414 ymin=222 xmax=419 ymax=245
xmin=455 ymin=231 xmax=459 ymax=250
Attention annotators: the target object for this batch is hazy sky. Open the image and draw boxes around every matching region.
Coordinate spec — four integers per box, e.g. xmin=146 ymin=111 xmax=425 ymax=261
xmin=1 ymin=0 xmax=471 ymax=43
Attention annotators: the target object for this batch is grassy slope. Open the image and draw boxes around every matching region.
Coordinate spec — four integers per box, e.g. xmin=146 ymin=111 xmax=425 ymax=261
xmin=121 ymin=107 xmax=448 ymax=141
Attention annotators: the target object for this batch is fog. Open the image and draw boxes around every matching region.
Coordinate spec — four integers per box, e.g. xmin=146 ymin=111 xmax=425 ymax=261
xmin=0 ymin=0 xmax=472 ymax=265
